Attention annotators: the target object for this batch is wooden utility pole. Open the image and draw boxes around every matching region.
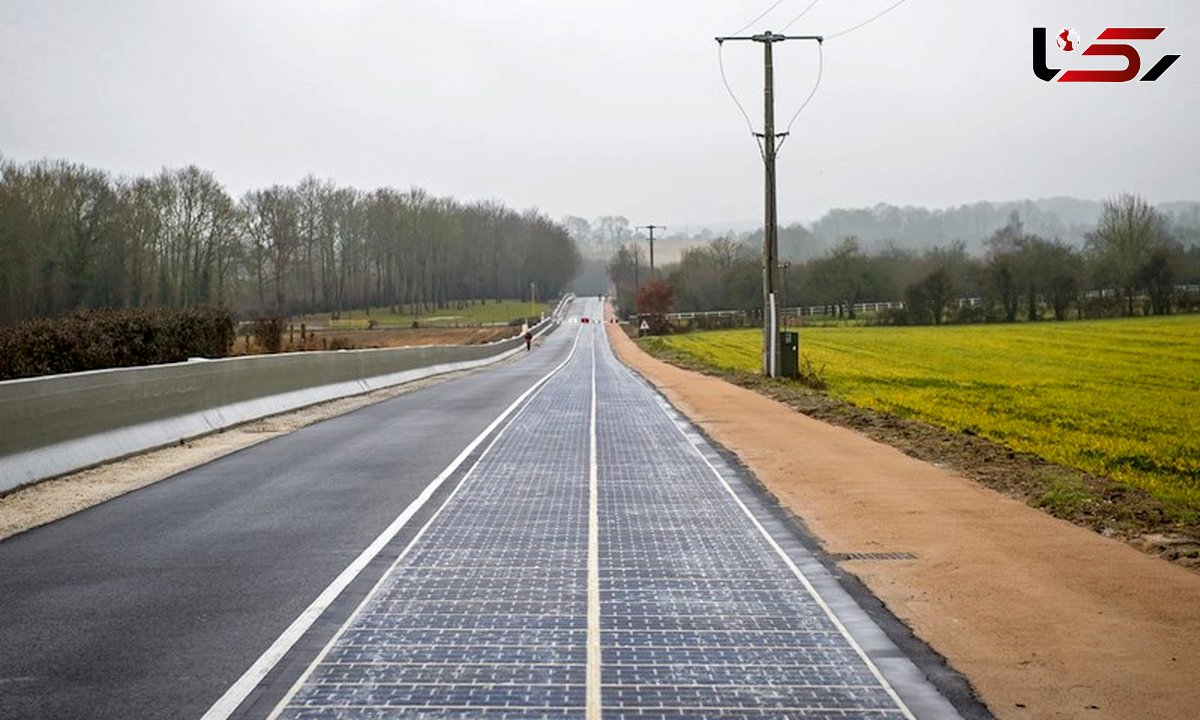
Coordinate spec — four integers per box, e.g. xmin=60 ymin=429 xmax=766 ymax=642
xmin=762 ymin=34 xmax=780 ymax=378
xmin=633 ymin=246 xmax=640 ymax=306
xmin=716 ymin=30 xmax=821 ymax=377
xmin=637 ymin=225 xmax=665 ymax=273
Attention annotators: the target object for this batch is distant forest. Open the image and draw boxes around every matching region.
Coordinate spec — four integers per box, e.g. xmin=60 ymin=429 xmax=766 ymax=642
xmin=603 ymin=195 xmax=1200 ymax=325
xmin=568 ymin=198 xmax=1200 ymax=268
xmin=807 ymin=198 xmax=1200 ymax=256
xmin=0 ymin=157 xmax=580 ymax=326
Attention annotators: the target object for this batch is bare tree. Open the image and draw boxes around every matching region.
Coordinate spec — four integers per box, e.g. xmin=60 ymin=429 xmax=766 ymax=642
xmin=242 ymin=186 xmax=299 ymax=315
xmin=1087 ymin=194 xmax=1169 ymax=316
xmin=984 ymin=213 xmax=1025 ymax=322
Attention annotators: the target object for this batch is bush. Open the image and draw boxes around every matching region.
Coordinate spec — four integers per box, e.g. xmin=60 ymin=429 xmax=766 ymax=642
xmin=253 ymin=316 xmax=284 ymax=353
xmin=507 ymin=316 xmax=541 ymax=329
xmin=1081 ymin=294 xmax=1122 ymax=320
xmin=951 ymin=304 xmax=990 ymax=324
xmin=873 ymin=307 xmax=911 ymax=326
xmin=0 ymin=306 xmax=235 ymax=381
xmin=636 ymin=279 xmax=675 ymax=335
xmin=1176 ymin=290 xmax=1200 ymax=313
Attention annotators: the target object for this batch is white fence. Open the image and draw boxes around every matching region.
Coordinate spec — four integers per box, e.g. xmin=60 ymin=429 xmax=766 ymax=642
xmin=665 ymin=284 xmax=1200 ymax=322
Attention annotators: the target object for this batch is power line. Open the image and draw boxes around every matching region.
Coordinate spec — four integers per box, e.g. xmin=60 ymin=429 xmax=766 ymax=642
xmin=730 ymin=0 xmax=789 ymax=37
xmin=777 ymin=41 xmax=823 ymax=153
xmin=717 ymin=41 xmax=764 ymax=156
xmin=776 ymin=0 xmax=908 ymax=148
xmin=718 ymin=0 xmax=822 ymax=149
xmin=776 ymin=0 xmax=910 ymax=150
xmin=825 ymin=0 xmax=909 ymax=41
xmin=779 ymin=0 xmax=822 ymax=32
xmin=718 ymin=0 xmax=823 ymax=153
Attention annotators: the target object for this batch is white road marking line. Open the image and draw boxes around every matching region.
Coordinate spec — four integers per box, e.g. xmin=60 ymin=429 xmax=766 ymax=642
xmin=265 ymin=336 xmax=571 ymax=719
xmin=586 ymin=325 xmax=602 ymax=720
xmin=201 ymin=322 xmax=582 ymax=720
xmin=601 ymin=335 xmax=919 ymax=720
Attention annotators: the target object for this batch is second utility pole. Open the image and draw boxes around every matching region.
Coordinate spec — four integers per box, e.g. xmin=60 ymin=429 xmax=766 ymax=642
xmin=637 ymin=225 xmax=665 ymax=273
xmin=716 ymin=30 xmax=821 ymax=378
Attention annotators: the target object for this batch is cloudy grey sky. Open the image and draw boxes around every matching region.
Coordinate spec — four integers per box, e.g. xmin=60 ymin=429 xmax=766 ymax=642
xmin=2 ymin=1 xmax=1197 ymax=228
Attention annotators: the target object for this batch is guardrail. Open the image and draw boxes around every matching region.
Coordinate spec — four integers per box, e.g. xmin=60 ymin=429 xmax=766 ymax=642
xmin=0 ymin=295 xmax=573 ymax=494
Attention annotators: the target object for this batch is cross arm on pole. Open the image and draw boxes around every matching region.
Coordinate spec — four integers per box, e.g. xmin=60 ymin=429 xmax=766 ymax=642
xmin=715 ymin=33 xmax=823 ymax=43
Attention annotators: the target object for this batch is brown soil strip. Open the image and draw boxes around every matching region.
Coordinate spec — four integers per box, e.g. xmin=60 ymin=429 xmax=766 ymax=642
xmin=606 ymin=318 xmax=1200 ymax=720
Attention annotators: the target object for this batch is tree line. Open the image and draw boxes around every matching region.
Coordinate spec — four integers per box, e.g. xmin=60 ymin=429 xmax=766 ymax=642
xmin=0 ymin=157 xmax=580 ymax=326
xmin=808 ymin=197 xmax=1200 ymax=255
xmin=609 ymin=194 xmax=1200 ymax=325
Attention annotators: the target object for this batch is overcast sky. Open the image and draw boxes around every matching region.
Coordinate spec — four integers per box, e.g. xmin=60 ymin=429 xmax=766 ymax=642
xmin=2 ymin=1 xmax=1197 ymax=229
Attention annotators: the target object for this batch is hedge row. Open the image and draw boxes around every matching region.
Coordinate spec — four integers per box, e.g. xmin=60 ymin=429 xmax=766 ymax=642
xmin=0 ymin=307 xmax=236 ymax=381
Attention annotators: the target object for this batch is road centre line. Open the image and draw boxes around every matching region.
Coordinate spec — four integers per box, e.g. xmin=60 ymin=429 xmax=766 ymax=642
xmin=264 ymin=331 xmax=575 ymax=719
xmin=200 ymin=322 xmax=582 ymax=720
xmin=586 ymin=326 xmax=601 ymax=720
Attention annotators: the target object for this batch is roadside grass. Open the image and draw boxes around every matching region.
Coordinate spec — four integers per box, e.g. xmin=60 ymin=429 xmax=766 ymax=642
xmin=296 ymin=299 xmax=552 ymax=328
xmin=641 ymin=315 xmax=1200 ymax=526
xmin=1034 ymin=475 xmax=1101 ymax=517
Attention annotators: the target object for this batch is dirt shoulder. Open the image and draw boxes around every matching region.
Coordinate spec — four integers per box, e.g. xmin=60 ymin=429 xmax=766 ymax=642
xmin=606 ymin=319 xmax=1200 ymax=720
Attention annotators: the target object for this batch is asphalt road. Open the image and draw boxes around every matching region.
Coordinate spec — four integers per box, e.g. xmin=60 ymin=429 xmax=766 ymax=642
xmin=0 ymin=298 xmax=977 ymax=719
xmin=0 ymin=311 xmax=580 ymax=720
xmin=258 ymin=298 xmax=966 ymax=719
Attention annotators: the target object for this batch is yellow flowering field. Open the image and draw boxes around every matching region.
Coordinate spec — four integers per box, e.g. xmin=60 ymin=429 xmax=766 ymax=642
xmin=649 ymin=316 xmax=1200 ymax=516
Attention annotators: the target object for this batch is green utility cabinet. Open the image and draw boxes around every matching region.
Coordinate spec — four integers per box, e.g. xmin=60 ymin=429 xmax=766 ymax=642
xmin=778 ymin=331 xmax=799 ymax=379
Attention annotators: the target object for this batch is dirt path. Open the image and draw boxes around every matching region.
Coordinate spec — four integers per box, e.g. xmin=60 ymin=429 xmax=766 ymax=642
xmin=606 ymin=318 xmax=1200 ymax=720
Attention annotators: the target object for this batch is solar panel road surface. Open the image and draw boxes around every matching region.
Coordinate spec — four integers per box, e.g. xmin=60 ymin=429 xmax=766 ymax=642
xmin=257 ymin=298 xmax=965 ymax=720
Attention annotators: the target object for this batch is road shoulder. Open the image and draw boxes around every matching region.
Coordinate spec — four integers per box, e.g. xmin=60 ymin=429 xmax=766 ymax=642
xmin=0 ymin=370 xmax=475 ymax=541
xmin=605 ymin=319 xmax=1200 ymax=720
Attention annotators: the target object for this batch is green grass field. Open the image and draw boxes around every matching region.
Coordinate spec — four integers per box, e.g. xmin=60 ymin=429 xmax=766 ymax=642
xmin=299 ymin=300 xmax=552 ymax=328
xmin=647 ymin=316 xmax=1200 ymax=518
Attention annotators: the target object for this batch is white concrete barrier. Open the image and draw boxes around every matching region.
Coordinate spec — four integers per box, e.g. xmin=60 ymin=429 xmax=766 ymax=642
xmin=0 ymin=298 xmax=570 ymax=493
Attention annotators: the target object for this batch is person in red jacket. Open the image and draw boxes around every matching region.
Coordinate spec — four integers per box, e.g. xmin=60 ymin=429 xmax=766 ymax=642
xmin=524 ymin=329 xmax=533 ymax=351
